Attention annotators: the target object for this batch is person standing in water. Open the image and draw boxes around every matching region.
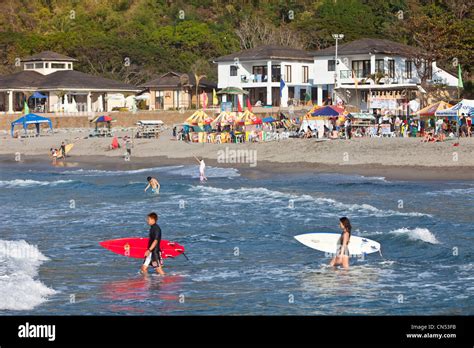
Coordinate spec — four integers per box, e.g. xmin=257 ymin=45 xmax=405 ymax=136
xmin=330 ymin=217 xmax=351 ymax=269
xmin=141 ymin=212 xmax=165 ymax=276
xmin=144 ymin=176 xmax=161 ymax=194
xmin=194 ymin=156 xmax=207 ymax=182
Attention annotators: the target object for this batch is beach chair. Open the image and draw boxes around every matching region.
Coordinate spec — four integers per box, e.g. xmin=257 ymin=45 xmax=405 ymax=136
xmin=215 ymin=134 xmax=222 ymax=144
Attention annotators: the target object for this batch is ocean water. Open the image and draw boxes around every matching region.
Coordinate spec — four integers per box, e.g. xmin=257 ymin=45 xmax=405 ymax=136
xmin=0 ymin=161 xmax=472 ymax=315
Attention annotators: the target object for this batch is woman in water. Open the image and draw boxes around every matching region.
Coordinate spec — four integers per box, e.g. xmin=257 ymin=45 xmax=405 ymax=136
xmin=329 ymin=217 xmax=351 ymax=269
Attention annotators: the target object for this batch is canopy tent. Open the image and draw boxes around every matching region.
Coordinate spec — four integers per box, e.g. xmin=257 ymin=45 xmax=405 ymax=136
xmin=184 ymin=110 xmax=212 ymax=125
xmin=435 ymin=99 xmax=474 ymax=117
xmin=236 ymin=110 xmax=261 ymax=125
xmin=417 ymin=101 xmax=452 ymax=117
xmin=304 ymin=105 xmax=322 ymax=119
xmin=11 ymin=113 xmax=53 ymax=136
xmin=311 ymin=105 xmax=344 ymax=117
xmin=212 ymin=111 xmax=235 ymax=127
xmin=348 ymin=113 xmax=376 ymax=120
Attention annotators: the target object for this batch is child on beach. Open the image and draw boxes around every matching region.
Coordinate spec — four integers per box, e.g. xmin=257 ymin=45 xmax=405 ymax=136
xmin=141 ymin=212 xmax=165 ymax=276
xmin=50 ymin=148 xmax=58 ymax=164
xmin=145 ymin=176 xmax=161 ymax=194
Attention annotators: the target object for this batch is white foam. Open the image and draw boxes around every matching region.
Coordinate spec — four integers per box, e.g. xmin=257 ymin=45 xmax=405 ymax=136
xmin=189 ymin=186 xmax=430 ymax=217
xmin=426 ymin=187 xmax=474 ymax=196
xmin=0 ymin=179 xmax=74 ymax=188
xmin=0 ymin=240 xmax=56 ymax=310
xmin=62 ymin=165 xmax=240 ymax=178
xmin=389 ymin=227 xmax=440 ymax=244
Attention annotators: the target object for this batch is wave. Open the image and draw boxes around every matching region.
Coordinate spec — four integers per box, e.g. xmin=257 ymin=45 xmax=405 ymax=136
xmin=0 ymin=179 xmax=74 ymax=188
xmin=425 ymin=187 xmax=474 ymax=197
xmin=389 ymin=228 xmax=440 ymax=244
xmin=0 ymin=240 xmax=56 ymax=311
xmin=189 ymin=186 xmax=431 ymax=218
xmin=62 ymin=165 xmax=240 ymax=178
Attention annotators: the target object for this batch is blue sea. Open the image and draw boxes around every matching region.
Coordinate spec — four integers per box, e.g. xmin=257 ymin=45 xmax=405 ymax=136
xmin=0 ymin=161 xmax=473 ymax=315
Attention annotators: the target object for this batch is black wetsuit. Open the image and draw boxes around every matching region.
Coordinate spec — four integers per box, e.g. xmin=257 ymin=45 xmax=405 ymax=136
xmin=144 ymin=224 xmax=162 ymax=268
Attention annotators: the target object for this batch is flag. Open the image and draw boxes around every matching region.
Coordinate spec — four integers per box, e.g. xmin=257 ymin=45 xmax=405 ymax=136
xmin=212 ymin=89 xmax=218 ymax=105
xmin=237 ymin=97 xmax=243 ymax=112
xmin=201 ymin=91 xmax=208 ymax=110
xmin=23 ymin=101 xmax=29 ymax=115
xmin=246 ymin=97 xmax=252 ymax=111
xmin=458 ymin=64 xmax=464 ymax=89
xmin=280 ymin=78 xmax=286 ymax=97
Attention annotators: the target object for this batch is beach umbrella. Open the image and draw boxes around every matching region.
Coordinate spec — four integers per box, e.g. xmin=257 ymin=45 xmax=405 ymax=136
xmin=63 ymin=94 xmax=69 ymax=112
xmin=97 ymin=95 xmax=104 ymax=112
xmin=71 ymin=97 xmax=78 ymax=113
xmin=237 ymin=109 xmax=260 ymax=125
xmin=212 ymin=111 xmax=235 ymax=127
xmin=184 ymin=110 xmax=210 ymax=125
xmin=91 ymin=115 xmax=114 ymax=123
xmin=311 ymin=105 xmax=344 ymax=117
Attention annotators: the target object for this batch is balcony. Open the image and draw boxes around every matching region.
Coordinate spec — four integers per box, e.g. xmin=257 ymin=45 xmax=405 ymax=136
xmin=239 ymin=74 xmax=281 ymax=84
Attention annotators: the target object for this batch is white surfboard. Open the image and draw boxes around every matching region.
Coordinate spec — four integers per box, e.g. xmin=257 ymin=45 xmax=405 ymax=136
xmin=294 ymin=233 xmax=381 ymax=256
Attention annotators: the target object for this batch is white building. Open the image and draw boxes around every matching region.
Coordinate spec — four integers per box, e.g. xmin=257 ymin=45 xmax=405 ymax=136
xmin=214 ymin=45 xmax=315 ymax=107
xmin=0 ymin=51 xmax=141 ymax=114
xmin=215 ymin=39 xmax=458 ymax=114
xmin=311 ymin=38 xmax=458 ymax=113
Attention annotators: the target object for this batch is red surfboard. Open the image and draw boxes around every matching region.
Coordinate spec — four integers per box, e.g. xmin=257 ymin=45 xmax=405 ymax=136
xmin=99 ymin=238 xmax=185 ymax=259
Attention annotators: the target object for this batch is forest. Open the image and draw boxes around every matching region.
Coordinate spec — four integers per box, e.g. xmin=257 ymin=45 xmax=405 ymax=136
xmin=0 ymin=0 xmax=472 ymax=86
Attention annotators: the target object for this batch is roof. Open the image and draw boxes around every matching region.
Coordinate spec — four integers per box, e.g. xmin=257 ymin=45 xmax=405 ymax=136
xmin=214 ymin=45 xmax=313 ymax=62
xmin=0 ymin=70 xmax=140 ymax=91
xmin=22 ymin=51 xmax=78 ymax=62
xmin=312 ymin=38 xmax=420 ymax=57
xmin=141 ymin=72 xmax=216 ymax=89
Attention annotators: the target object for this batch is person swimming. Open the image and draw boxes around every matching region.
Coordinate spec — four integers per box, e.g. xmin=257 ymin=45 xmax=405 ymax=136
xmin=144 ymin=176 xmax=160 ymax=194
xmin=329 ymin=217 xmax=351 ymax=269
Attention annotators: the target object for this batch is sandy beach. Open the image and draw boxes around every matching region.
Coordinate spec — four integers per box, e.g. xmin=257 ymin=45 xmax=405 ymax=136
xmin=1 ymin=129 xmax=473 ymax=181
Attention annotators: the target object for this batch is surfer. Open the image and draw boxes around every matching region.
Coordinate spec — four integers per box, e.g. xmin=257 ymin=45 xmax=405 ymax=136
xmin=195 ymin=156 xmax=207 ymax=182
xmin=144 ymin=176 xmax=161 ymax=194
xmin=141 ymin=212 xmax=165 ymax=276
xmin=329 ymin=217 xmax=351 ymax=269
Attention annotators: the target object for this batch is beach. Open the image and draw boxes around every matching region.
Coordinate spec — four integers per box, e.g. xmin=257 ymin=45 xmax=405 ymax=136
xmin=1 ymin=129 xmax=474 ymax=181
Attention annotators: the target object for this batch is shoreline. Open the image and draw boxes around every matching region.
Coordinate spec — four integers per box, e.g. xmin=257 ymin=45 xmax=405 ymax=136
xmin=2 ymin=153 xmax=473 ymax=181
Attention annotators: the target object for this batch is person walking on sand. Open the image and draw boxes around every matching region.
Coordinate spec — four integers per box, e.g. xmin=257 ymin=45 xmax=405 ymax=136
xmin=141 ymin=212 xmax=165 ymax=276
xmin=50 ymin=148 xmax=58 ymax=164
xmin=60 ymin=142 xmax=66 ymax=159
xmin=195 ymin=156 xmax=207 ymax=182
xmin=145 ymin=176 xmax=161 ymax=194
xmin=329 ymin=217 xmax=352 ymax=269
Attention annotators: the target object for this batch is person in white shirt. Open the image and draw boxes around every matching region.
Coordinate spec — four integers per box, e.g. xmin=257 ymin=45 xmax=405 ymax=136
xmin=195 ymin=156 xmax=207 ymax=182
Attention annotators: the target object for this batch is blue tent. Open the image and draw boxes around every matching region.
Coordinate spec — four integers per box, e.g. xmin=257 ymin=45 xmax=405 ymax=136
xmin=11 ymin=113 xmax=53 ymax=137
xmin=263 ymin=117 xmax=276 ymax=123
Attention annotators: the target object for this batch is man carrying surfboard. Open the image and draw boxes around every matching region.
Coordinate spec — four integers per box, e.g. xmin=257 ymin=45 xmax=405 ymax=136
xmin=144 ymin=176 xmax=160 ymax=194
xmin=329 ymin=217 xmax=351 ymax=269
xmin=141 ymin=212 xmax=165 ymax=276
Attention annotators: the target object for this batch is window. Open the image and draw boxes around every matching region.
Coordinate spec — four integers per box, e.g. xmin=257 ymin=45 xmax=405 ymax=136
xmin=285 ymin=65 xmax=292 ymax=83
xmin=302 ymin=66 xmax=309 ymax=83
xmin=271 ymin=65 xmax=281 ymax=82
xmin=230 ymin=65 xmax=238 ymax=76
xmin=52 ymin=63 xmax=66 ymax=69
xmin=45 ymin=63 xmax=49 ymax=68
xmin=387 ymin=60 xmax=395 ymax=78
xmin=425 ymin=62 xmax=433 ymax=80
xmin=405 ymin=60 xmax=413 ymax=79
xmin=252 ymin=65 xmax=268 ymax=82
xmin=288 ymin=86 xmax=295 ymax=99
xmin=35 ymin=63 xmax=44 ymax=69
xmin=68 ymin=63 xmax=72 ymax=69
xmin=375 ymin=59 xmax=384 ymax=74
xmin=328 ymin=60 xmax=336 ymax=72
xmin=300 ymin=88 xmax=306 ymax=101
xmin=352 ymin=60 xmax=371 ymax=78
xmin=25 ymin=63 xmax=34 ymax=69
